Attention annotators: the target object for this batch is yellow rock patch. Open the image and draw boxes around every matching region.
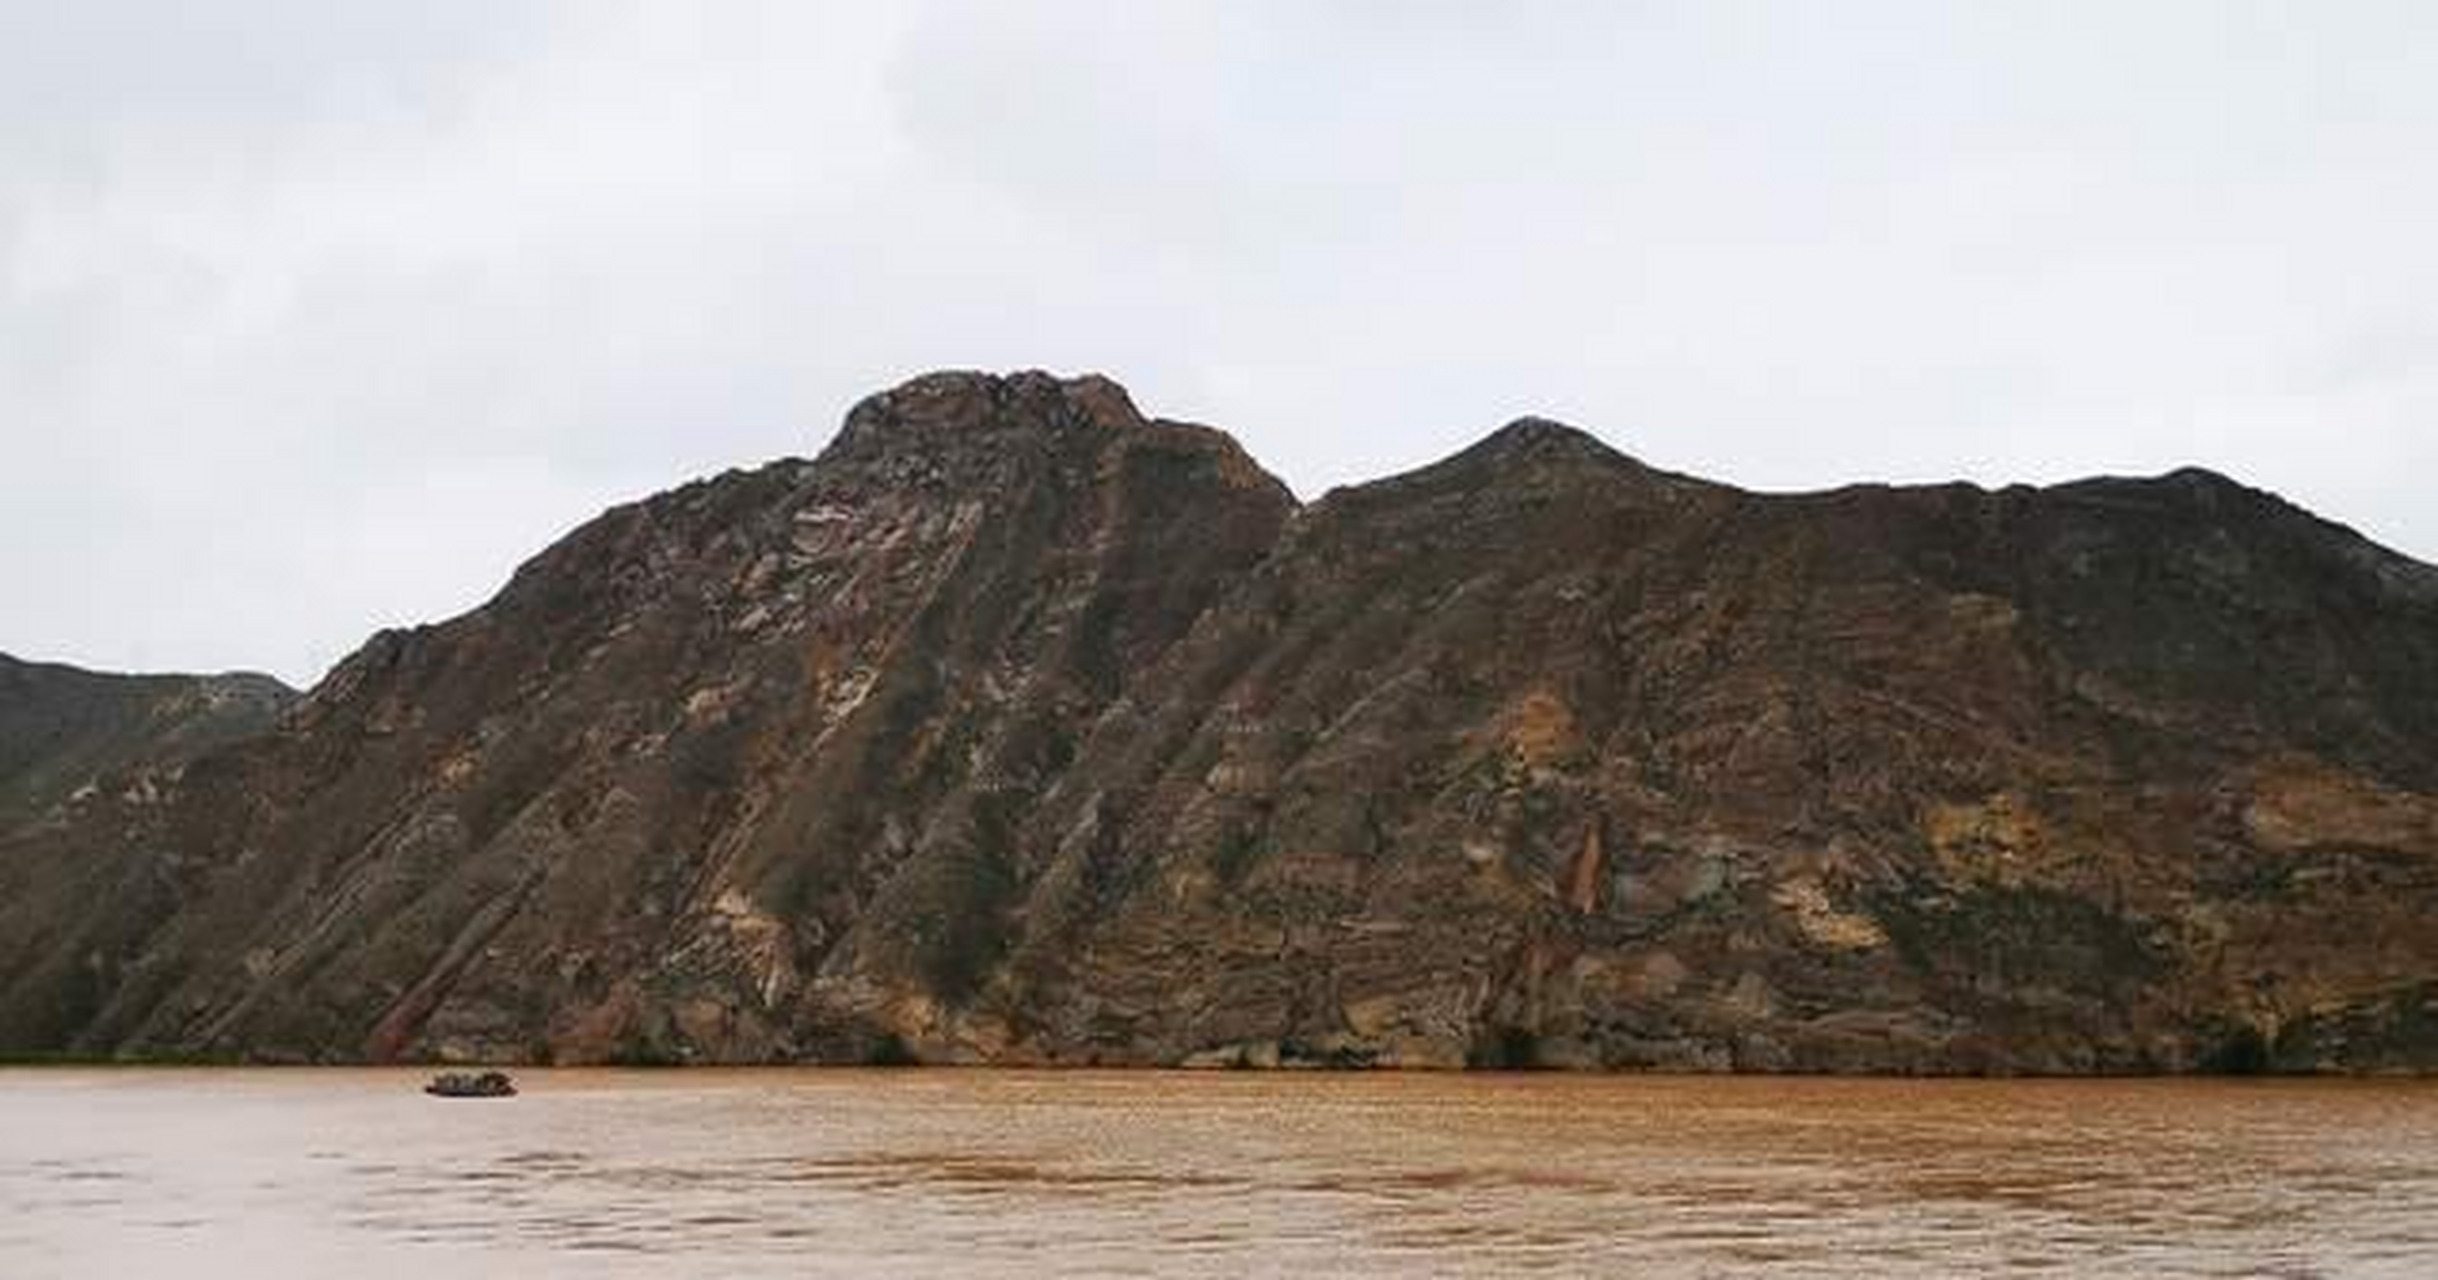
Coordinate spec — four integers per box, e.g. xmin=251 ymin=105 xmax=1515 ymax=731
xmin=1771 ymin=877 xmax=1889 ymax=951
xmin=1925 ymin=793 xmax=2043 ymax=884
xmin=1502 ymin=689 xmax=1586 ymax=768
xmin=2245 ymin=763 xmax=2438 ymax=854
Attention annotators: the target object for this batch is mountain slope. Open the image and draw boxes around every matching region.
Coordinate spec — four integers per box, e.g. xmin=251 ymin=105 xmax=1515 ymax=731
xmin=3 ymin=372 xmax=2432 ymax=1072
xmin=0 ymin=655 xmax=293 ymax=834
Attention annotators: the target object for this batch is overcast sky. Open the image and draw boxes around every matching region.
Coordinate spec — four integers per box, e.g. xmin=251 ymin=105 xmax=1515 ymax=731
xmin=5 ymin=2 xmax=2434 ymax=686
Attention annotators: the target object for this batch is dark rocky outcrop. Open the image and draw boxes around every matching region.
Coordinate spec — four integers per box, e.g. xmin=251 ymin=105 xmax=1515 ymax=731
xmin=3 ymin=370 xmax=2432 ymax=1073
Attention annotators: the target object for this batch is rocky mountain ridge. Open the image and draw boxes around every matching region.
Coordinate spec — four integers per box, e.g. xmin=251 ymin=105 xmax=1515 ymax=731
xmin=3 ymin=370 xmax=2432 ymax=1072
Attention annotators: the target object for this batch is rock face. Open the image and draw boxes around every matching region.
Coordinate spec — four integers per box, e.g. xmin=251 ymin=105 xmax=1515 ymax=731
xmin=0 ymin=655 xmax=293 ymax=835
xmin=3 ymin=371 xmax=2434 ymax=1073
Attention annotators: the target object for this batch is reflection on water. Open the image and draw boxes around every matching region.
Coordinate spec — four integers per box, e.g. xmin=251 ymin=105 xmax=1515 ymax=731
xmin=3 ymin=1068 xmax=2434 ymax=1277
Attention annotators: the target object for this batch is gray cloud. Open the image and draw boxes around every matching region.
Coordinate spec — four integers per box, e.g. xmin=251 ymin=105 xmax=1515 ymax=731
xmin=4 ymin=1 xmax=2434 ymax=685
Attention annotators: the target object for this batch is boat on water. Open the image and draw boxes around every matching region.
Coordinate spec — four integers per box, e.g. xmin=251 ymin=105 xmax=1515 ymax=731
xmin=424 ymin=1070 xmax=517 ymax=1098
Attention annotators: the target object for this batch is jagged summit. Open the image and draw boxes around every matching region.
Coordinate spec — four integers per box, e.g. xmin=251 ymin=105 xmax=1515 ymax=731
xmin=825 ymin=369 xmax=1150 ymax=461
xmin=810 ymin=369 xmax=1292 ymax=508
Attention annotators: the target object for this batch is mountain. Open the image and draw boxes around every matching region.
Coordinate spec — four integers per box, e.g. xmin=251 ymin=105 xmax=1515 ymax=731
xmin=0 ymin=372 xmax=1292 ymax=1063
xmin=3 ymin=371 xmax=2432 ymax=1072
xmin=0 ymin=655 xmax=293 ymax=835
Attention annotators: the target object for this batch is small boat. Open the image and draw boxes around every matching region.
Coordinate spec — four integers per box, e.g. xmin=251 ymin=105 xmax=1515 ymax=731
xmin=424 ymin=1070 xmax=517 ymax=1098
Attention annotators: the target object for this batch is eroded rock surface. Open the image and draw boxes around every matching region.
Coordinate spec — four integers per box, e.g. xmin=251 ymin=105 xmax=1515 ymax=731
xmin=4 ymin=372 xmax=2433 ymax=1073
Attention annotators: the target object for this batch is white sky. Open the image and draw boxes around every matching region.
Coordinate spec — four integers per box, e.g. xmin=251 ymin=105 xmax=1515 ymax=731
xmin=5 ymin=1 xmax=2435 ymax=685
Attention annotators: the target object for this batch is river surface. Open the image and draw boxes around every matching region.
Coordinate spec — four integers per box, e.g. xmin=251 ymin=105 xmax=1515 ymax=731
xmin=2 ymin=1069 xmax=2434 ymax=1277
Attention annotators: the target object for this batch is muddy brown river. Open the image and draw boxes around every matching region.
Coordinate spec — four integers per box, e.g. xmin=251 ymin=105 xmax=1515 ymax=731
xmin=3 ymin=1069 xmax=2433 ymax=1276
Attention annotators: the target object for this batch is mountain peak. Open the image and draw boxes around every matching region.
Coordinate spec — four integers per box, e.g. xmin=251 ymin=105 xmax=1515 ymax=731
xmin=1378 ymin=415 xmax=1693 ymax=496
xmin=811 ymin=369 xmax=1291 ymax=508
xmin=1469 ymin=416 xmax=1621 ymax=462
xmin=825 ymin=369 xmax=1149 ymax=463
